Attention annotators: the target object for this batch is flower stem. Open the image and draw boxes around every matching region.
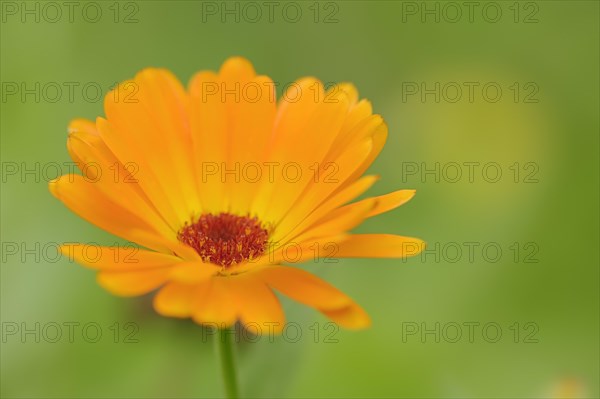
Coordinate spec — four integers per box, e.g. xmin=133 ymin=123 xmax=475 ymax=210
xmin=217 ymin=327 xmax=239 ymax=399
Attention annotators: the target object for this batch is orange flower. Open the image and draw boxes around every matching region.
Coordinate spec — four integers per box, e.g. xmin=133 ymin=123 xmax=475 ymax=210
xmin=50 ymin=57 xmax=424 ymax=332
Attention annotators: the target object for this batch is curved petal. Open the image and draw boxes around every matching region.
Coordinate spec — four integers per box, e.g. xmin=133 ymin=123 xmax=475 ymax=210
xmin=191 ymin=277 xmax=238 ymax=327
xmin=66 ymin=119 xmax=99 ymax=167
xmin=61 ymin=244 xmax=182 ymax=296
xmin=290 ymin=198 xmax=376 ymax=244
xmin=170 ymin=261 xmax=220 ymax=283
xmin=262 ymin=88 xmax=352 ymax=224
xmin=97 ymin=268 xmax=171 ymax=297
xmin=256 ymin=266 xmax=369 ymax=329
xmin=102 ymin=69 xmax=198 ymax=228
xmin=65 ymin=129 xmax=175 ymax=238
xmin=328 ymin=189 xmax=416 ymax=221
xmin=50 ymin=175 xmax=171 ymax=253
xmin=321 ymin=302 xmax=371 ymax=329
xmin=335 ymin=234 xmax=426 ymax=258
xmin=60 ymin=243 xmax=183 ymax=270
xmin=274 ymin=175 xmax=379 ymax=244
xmin=153 ymin=282 xmax=200 ymax=318
xmin=228 ymin=272 xmax=285 ymax=333
xmin=270 ymin=136 xmax=373 ymax=241
xmin=365 ymin=189 xmax=416 ymax=218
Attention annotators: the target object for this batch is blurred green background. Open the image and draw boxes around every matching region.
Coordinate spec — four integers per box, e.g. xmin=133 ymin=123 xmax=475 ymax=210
xmin=1 ymin=1 xmax=598 ymax=398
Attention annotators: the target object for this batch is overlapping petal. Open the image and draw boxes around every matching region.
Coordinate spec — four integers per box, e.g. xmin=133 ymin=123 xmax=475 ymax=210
xmin=51 ymin=57 xmax=424 ymax=331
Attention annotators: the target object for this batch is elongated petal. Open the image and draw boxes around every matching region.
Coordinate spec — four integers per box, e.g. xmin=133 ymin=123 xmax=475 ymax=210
xmin=61 ymin=244 xmax=182 ymax=296
xmin=66 ymin=128 xmax=176 ymax=237
xmin=291 ymin=198 xmax=376 ymax=243
xmin=321 ymin=302 xmax=371 ymax=329
xmin=188 ymin=71 xmax=228 ymax=214
xmin=170 ymin=261 xmax=220 ymax=283
xmin=257 ymin=266 xmax=369 ymax=328
xmin=271 ymin=137 xmax=373 ymax=241
xmin=50 ymin=175 xmax=170 ymax=253
xmin=51 ymin=57 xmax=425 ymax=333
xmin=60 ymin=243 xmax=183 ymax=270
xmin=335 ymin=234 xmax=426 ymax=258
xmin=102 ymin=69 xmax=199 ymax=228
xmin=275 ymin=175 xmax=380 ymax=244
xmin=329 ymin=189 xmax=416 ymax=221
xmin=97 ymin=268 xmax=171 ymax=296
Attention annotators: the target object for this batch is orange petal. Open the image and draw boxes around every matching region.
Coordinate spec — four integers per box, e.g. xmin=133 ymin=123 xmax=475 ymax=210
xmin=327 ymin=114 xmax=382 ymax=164
xmin=321 ymin=302 xmax=371 ymax=330
xmin=102 ymin=69 xmax=199 ymax=227
xmin=191 ymin=277 xmax=237 ymax=327
xmin=366 ymin=189 xmax=416 ymax=218
xmin=271 ymin=137 xmax=373 ymax=240
xmin=330 ymin=189 xmax=416 ymax=220
xmin=261 ymin=88 xmax=351 ymax=224
xmin=66 ymin=119 xmax=99 ymax=167
xmin=332 ymin=82 xmax=359 ymax=106
xmin=335 ymin=234 xmax=426 ymax=258
xmin=170 ymin=261 xmax=220 ymax=283
xmin=251 ymin=78 xmax=324 ymax=219
xmin=68 ymin=118 xmax=99 ymax=136
xmin=225 ymin=234 xmax=347 ymax=273
xmin=219 ymin=56 xmax=256 ymax=82
xmin=50 ymin=175 xmax=170 ymax=253
xmin=61 ymin=244 xmax=179 ymax=297
xmin=65 ymin=131 xmax=176 ymax=237
xmin=257 ymin=266 xmax=352 ymax=310
xmin=275 ymin=175 xmax=380 ymax=244
xmin=291 ymin=198 xmax=377 ymax=244
xmin=128 ymin=229 xmax=200 ymax=261
xmin=257 ymin=266 xmax=368 ymax=328
xmin=153 ymin=282 xmax=200 ymax=318
xmin=220 ymin=65 xmax=276 ymax=214
xmin=228 ymin=273 xmax=285 ymax=332
xmin=343 ymin=120 xmax=388 ymax=187
xmin=188 ymin=70 xmax=228 ymax=214
xmin=339 ymin=99 xmax=373 ymax=138
xmin=60 ymin=243 xmax=183 ymax=271
xmin=62 ymin=243 xmax=179 ymax=295
xmin=97 ymin=268 xmax=171 ymax=297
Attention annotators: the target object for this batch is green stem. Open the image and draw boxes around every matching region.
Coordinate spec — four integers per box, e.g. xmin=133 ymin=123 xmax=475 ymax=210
xmin=216 ymin=327 xmax=239 ymax=399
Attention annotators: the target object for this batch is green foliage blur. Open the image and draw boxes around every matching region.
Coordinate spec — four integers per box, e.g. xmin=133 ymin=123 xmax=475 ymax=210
xmin=1 ymin=1 xmax=598 ymax=398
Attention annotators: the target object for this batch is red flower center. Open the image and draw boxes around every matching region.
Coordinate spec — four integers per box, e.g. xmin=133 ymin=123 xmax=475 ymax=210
xmin=177 ymin=213 xmax=270 ymax=267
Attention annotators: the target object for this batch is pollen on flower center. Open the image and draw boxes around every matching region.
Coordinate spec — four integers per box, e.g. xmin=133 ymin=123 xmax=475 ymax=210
xmin=177 ymin=213 xmax=270 ymax=267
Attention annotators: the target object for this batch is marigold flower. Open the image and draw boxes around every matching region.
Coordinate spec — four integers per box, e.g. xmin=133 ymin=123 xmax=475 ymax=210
xmin=50 ymin=57 xmax=424 ymax=332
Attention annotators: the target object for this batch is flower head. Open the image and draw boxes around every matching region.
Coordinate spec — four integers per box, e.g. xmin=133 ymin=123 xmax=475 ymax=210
xmin=51 ymin=57 xmax=424 ymax=331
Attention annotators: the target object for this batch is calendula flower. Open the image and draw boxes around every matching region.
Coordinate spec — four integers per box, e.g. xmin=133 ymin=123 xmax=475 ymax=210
xmin=50 ymin=57 xmax=424 ymax=332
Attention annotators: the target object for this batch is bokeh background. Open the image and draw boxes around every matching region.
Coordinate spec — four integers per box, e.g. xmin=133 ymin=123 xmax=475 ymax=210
xmin=1 ymin=1 xmax=598 ymax=398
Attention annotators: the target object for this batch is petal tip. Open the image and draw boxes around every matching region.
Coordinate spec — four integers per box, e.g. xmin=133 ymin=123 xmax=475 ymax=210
xmin=219 ymin=56 xmax=256 ymax=78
